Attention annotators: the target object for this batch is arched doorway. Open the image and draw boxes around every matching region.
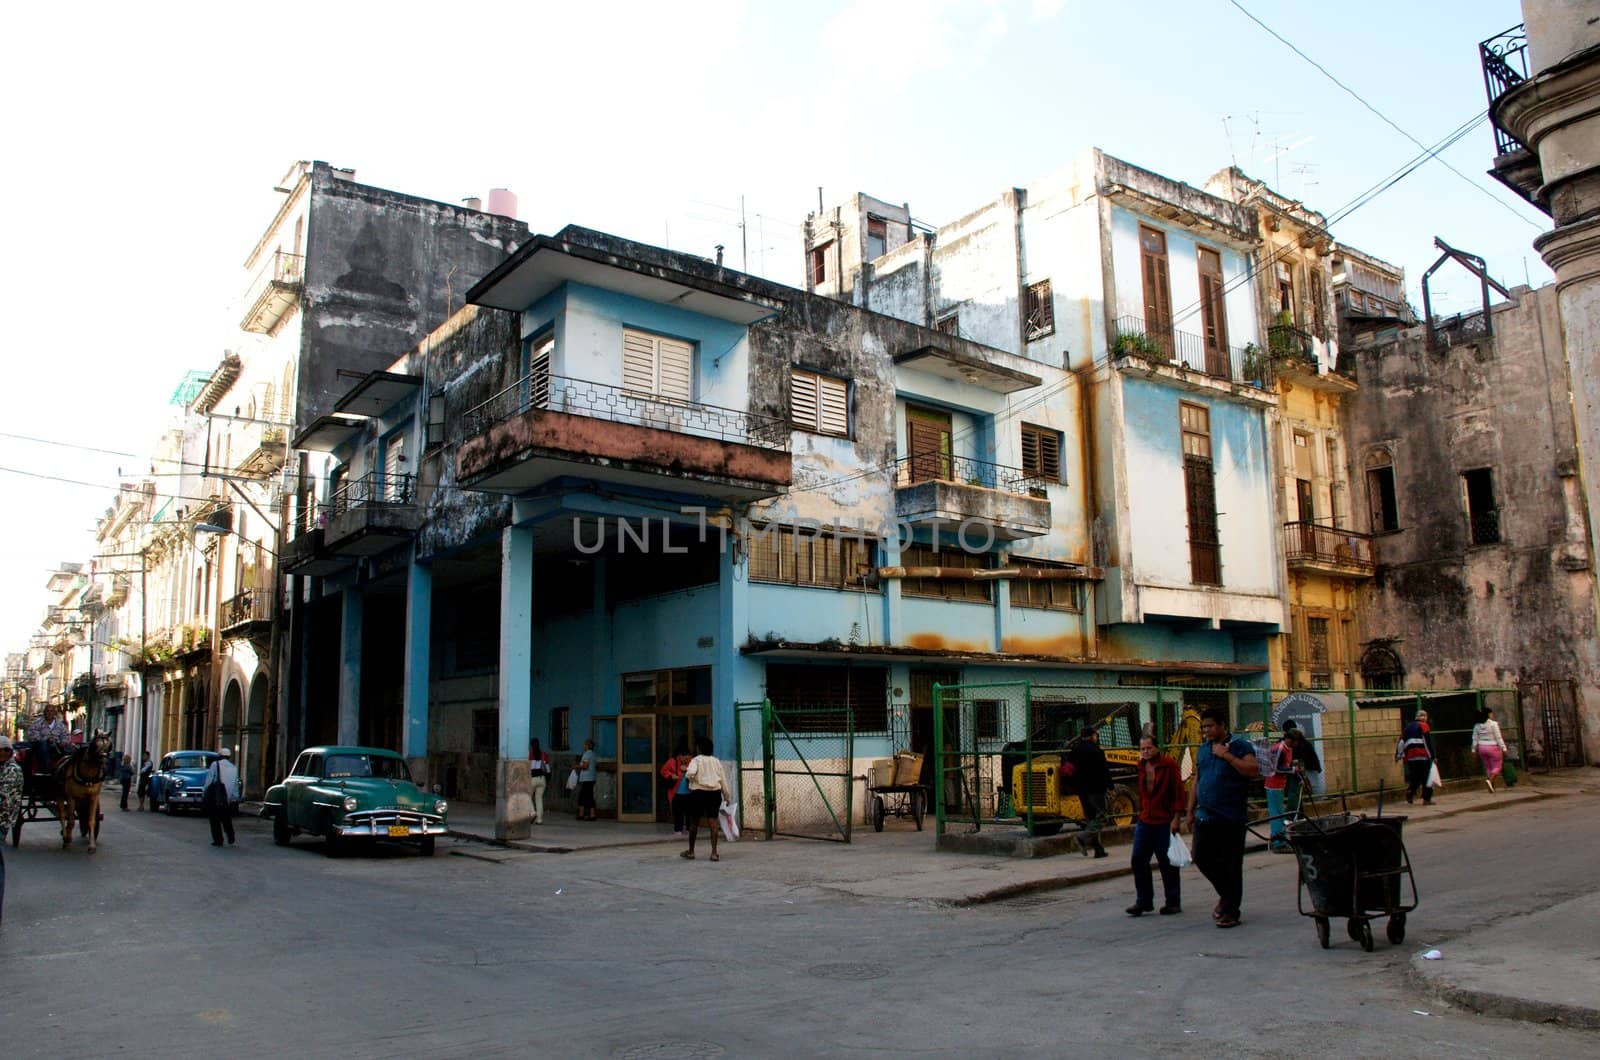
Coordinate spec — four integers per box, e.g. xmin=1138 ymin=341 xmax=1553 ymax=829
xmin=245 ymin=674 xmax=269 ymax=797
xmin=220 ymin=679 xmax=243 ymax=757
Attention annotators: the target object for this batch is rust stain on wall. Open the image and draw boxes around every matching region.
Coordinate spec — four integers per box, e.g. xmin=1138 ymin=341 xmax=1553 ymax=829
xmin=1001 ymin=632 xmax=1086 ymax=658
xmin=906 ymin=632 xmax=990 ymax=654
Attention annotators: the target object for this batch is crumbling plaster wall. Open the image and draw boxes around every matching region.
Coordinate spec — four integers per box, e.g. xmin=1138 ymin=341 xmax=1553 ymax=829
xmin=1345 ymin=286 xmax=1600 ymax=756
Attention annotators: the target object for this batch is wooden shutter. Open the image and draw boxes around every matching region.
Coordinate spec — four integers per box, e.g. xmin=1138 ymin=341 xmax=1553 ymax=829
xmin=818 ymin=376 xmax=849 ymax=437
xmin=907 ymin=413 xmax=951 ymax=484
xmin=790 ymin=370 xmax=819 ymax=430
xmin=1184 ymin=455 xmax=1220 ymax=585
xmin=622 ymin=329 xmax=657 ymax=395
xmin=657 ymin=336 xmax=693 ymax=402
xmin=1021 ymin=424 xmax=1060 ymax=482
xmin=1197 ymin=248 xmax=1229 ymax=377
xmin=1140 ymin=226 xmax=1172 ymax=358
xmin=383 ymin=435 xmax=405 ymax=500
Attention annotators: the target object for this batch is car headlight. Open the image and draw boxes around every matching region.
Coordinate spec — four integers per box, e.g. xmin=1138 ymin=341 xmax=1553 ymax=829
xmin=173 ymin=779 xmax=185 ymax=789
xmin=434 ymin=800 xmax=448 ymax=816
xmin=342 ymin=796 xmax=359 ymax=812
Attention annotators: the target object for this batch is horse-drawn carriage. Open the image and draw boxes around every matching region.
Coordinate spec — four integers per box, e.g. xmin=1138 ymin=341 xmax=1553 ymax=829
xmin=10 ymin=734 xmax=109 ymax=850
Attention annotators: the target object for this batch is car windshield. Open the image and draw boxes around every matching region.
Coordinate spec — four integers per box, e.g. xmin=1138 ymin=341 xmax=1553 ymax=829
xmin=323 ymin=754 xmax=411 ymax=782
xmin=170 ymin=754 xmax=212 ymax=770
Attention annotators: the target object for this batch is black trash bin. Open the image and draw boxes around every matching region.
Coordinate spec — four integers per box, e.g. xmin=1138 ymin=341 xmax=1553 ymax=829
xmin=1288 ymin=813 xmax=1416 ymax=952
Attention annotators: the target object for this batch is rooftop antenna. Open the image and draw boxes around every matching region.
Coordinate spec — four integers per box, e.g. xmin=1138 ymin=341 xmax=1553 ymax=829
xmin=1222 ymin=115 xmax=1238 ymax=168
xmin=741 ymin=195 xmax=748 ymax=272
xmin=818 ymin=186 xmax=824 ymax=214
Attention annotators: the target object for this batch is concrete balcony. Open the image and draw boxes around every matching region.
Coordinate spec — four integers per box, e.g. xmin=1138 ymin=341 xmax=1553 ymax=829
xmin=893 ymin=455 xmax=1051 ymax=540
xmin=240 ymin=250 xmax=305 ymax=335
xmin=282 ymin=526 xmax=350 ymax=577
xmin=324 ymin=473 xmax=418 ymax=557
xmin=1283 ymin=521 xmax=1374 ymax=578
xmin=219 ymin=588 xmax=274 ymax=640
xmin=457 ymin=371 xmax=791 ymax=501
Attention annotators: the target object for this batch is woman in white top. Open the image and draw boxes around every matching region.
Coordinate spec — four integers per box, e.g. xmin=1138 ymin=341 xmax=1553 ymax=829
xmin=680 ymin=735 xmax=731 ymax=862
xmin=1472 ymin=707 xmax=1510 ymax=792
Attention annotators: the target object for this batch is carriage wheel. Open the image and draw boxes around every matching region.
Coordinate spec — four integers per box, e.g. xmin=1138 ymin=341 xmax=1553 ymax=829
xmin=1386 ymin=914 xmax=1406 ymax=945
xmin=872 ymin=796 xmax=885 ymax=832
xmin=911 ymin=789 xmax=925 ymax=831
xmin=1347 ymin=918 xmax=1364 ymax=942
xmin=1315 ymin=917 xmax=1331 ymax=949
xmin=1359 ymin=920 xmax=1375 ymax=952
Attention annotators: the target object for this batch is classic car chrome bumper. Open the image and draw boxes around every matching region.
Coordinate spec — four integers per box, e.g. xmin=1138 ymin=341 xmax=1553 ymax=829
xmin=333 ymin=809 xmax=448 ymax=838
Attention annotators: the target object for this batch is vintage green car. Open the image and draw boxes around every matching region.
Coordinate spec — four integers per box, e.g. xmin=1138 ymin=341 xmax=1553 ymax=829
xmin=261 ymin=745 xmax=448 ymax=856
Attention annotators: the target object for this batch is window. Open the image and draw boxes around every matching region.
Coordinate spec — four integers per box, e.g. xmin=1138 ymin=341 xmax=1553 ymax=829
xmin=1180 ymin=402 xmax=1220 ymax=586
xmin=766 ymin=663 xmax=889 ymax=733
xmin=1140 ymin=226 xmax=1173 ymax=356
xmin=518 ymin=333 xmax=554 ymax=409
xmin=621 ymin=667 xmax=712 ymax=710
xmin=974 ymin=700 xmax=1002 ymax=742
xmin=748 ymin=525 xmax=874 ymax=591
xmin=621 ymin=327 xmax=692 ymax=402
xmin=551 ymin=707 xmax=571 ymax=751
xmin=934 ymin=312 xmax=959 ymax=336
xmin=1276 ymin=261 xmax=1295 ymax=319
xmin=790 ymin=369 xmax=850 ymax=437
xmin=905 ymin=407 xmax=953 ymax=484
xmin=1196 ymin=247 xmax=1230 ymax=376
xmin=1020 ymin=424 xmax=1062 ymax=484
xmin=900 ymin=543 xmax=990 ymax=602
xmin=1025 ymin=279 xmax=1054 ymax=340
xmin=866 ymin=216 xmax=888 ymax=260
xmin=1365 ymin=448 xmax=1400 ymax=533
xmin=1307 ymin=617 xmax=1331 ymax=669
xmin=809 ymin=245 xmax=828 ymax=287
xmin=425 ymin=394 xmax=446 ymax=448
xmin=1009 ymin=561 xmax=1084 ymax=612
xmin=1462 ymin=468 xmax=1501 ymax=545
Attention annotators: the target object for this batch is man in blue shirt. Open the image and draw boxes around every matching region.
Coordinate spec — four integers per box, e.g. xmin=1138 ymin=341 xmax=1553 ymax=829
xmin=1182 ymin=706 xmax=1259 ymax=928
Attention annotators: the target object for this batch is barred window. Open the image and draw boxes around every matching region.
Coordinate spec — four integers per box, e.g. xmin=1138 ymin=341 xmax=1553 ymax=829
xmin=1025 ymin=279 xmax=1054 ymax=340
xmin=1009 ymin=561 xmax=1084 ymax=612
xmin=766 ymin=663 xmax=889 ymax=733
xmin=900 ymin=543 xmax=990 ymax=602
xmin=748 ymin=525 xmax=874 ymax=591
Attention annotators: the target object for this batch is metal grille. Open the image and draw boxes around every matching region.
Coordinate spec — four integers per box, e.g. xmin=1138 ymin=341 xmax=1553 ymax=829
xmin=1480 ymin=24 xmax=1529 ymax=156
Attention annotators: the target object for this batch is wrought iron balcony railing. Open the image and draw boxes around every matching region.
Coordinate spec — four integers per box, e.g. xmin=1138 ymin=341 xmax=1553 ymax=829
xmin=1480 ymin=24 xmax=1529 ymax=156
xmin=462 ymin=370 xmax=792 ymax=451
xmin=1268 ymin=323 xmax=1317 ymax=368
xmin=220 ymin=588 xmax=273 ymax=631
xmin=248 ymin=249 xmax=304 ymax=294
xmin=1109 ymin=315 xmax=1267 ymax=390
xmin=893 ymin=453 xmax=1034 ymax=496
xmin=1282 ymin=521 xmax=1374 ymax=573
xmin=328 ymin=472 xmax=415 ymax=515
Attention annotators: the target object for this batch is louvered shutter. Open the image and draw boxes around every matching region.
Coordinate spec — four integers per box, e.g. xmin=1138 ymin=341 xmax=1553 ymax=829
xmin=818 ymin=376 xmax=849 ymax=437
xmin=790 ymin=370 xmax=819 ymax=430
xmin=1020 ymin=427 xmax=1040 ymax=477
xmin=622 ymin=329 xmax=657 ymax=395
xmin=383 ymin=435 xmax=405 ymax=502
xmin=657 ymin=336 xmax=693 ymax=402
xmin=1039 ymin=430 xmax=1060 ymax=481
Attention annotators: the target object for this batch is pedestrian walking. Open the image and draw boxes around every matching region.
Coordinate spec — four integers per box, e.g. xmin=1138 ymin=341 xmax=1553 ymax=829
xmin=1066 ymin=726 xmax=1111 ymax=858
xmin=1283 ymin=720 xmax=1322 ymax=796
xmin=137 ymin=751 xmax=153 ymax=811
xmin=1472 ymin=707 xmax=1509 ymax=793
xmin=1396 ymin=710 xmax=1435 ymax=805
xmin=680 ymin=736 xmax=731 ymax=862
xmin=661 ymin=745 xmax=692 ymax=836
xmin=1184 ymin=706 xmax=1259 ymax=929
xmin=527 ymin=739 xmax=551 ymax=824
xmin=575 ymin=738 xmax=598 ymax=821
xmin=1127 ymin=735 xmax=1186 ymax=917
xmin=204 ymin=749 xmax=240 ymax=847
xmin=0 ymin=736 xmax=23 ymax=930
xmin=1264 ymin=730 xmax=1296 ymax=853
xmin=118 ymin=753 xmax=134 ymax=811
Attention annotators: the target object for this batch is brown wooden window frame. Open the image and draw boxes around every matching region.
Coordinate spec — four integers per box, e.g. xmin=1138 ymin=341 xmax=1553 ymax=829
xmin=900 ymin=543 xmax=990 ymax=602
xmin=865 ymin=216 xmax=888 ymax=260
xmin=1196 ymin=246 xmax=1230 ymax=377
xmin=747 ymin=525 xmax=875 ymax=592
xmin=809 ymin=245 xmax=828 ymax=287
xmin=1019 ymin=423 xmax=1063 ymax=484
xmin=1139 ymin=225 xmax=1174 ymax=357
xmin=1025 ymin=279 xmax=1055 ymax=341
xmin=1365 ymin=448 xmax=1400 ymax=534
xmin=1180 ymin=401 xmax=1221 ymax=587
xmin=1009 ymin=561 xmax=1084 ymax=613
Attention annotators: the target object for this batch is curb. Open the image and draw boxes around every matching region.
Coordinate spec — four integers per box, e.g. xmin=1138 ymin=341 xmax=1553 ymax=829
xmin=446 ymin=827 xmax=681 ymax=855
xmin=1410 ymin=959 xmax=1600 ymax=1030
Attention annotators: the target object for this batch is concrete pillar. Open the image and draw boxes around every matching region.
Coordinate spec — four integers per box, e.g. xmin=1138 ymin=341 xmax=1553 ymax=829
xmin=714 ymin=536 xmax=747 ymax=762
xmin=337 ymin=587 xmax=362 ymax=746
xmin=402 ymin=557 xmax=432 ymax=779
xmin=496 ymin=524 xmax=533 ymax=840
xmin=993 ymin=547 xmax=1011 ymax=653
xmin=881 ymin=533 xmax=903 ymax=647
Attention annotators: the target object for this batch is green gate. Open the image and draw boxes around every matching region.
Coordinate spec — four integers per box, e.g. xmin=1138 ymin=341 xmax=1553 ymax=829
xmin=732 ymin=698 xmax=854 ymax=842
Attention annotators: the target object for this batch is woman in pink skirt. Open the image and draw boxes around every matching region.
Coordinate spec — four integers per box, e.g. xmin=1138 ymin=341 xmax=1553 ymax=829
xmin=1472 ymin=707 xmax=1509 ymax=792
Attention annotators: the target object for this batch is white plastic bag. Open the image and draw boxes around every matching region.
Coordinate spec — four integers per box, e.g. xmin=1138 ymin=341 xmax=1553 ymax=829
xmin=718 ymin=799 xmax=740 ymax=841
xmin=1167 ymin=831 xmax=1192 ymax=869
xmin=565 ymin=768 xmax=579 ymax=793
xmin=1426 ymin=762 xmax=1442 ymax=791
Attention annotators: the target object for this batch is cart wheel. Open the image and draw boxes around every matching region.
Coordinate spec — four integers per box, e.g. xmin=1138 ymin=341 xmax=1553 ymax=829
xmin=1386 ymin=915 xmax=1406 ymax=945
xmin=911 ymin=790 xmax=925 ymax=831
xmin=1347 ymin=918 xmax=1364 ymax=942
xmin=872 ymin=796 xmax=885 ymax=833
xmin=1359 ymin=920 xmax=1375 ymax=952
xmin=1315 ymin=918 xmax=1330 ymax=949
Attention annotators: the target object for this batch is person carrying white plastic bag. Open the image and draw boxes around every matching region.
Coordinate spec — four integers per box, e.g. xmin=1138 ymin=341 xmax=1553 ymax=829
xmin=1127 ymin=734 xmax=1188 ymax=917
xmin=681 ymin=736 xmax=732 ymax=862
xmin=718 ymin=797 xmax=740 ymax=842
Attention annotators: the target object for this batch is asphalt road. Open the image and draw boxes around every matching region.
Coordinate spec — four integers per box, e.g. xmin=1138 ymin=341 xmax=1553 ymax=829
xmin=1 ymin=789 xmax=1595 ymax=1058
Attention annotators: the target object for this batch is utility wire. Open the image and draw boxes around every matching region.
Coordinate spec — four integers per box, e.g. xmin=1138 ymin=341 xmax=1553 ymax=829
xmin=1228 ymin=0 xmax=1539 ymax=229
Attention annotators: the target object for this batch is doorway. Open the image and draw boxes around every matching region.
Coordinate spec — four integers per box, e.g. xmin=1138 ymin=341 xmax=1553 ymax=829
xmin=906 ymin=407 xmax=953 ymax=484
xmin=909 ymin=667 xmax=961 ymax=794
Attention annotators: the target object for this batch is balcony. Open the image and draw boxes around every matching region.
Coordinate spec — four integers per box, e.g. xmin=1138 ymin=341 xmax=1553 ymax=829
xmin=220 ymin=588 xmax=274 ymax=640
xmin=457 ymin=372 xmax=792 ymax=501
xmin=233 ymin=424 xmax=288 ymax=477
xmin=1282 ymin=522 xmax=1374 ymax=578
xmin=1109 ymin=315 xmax=1271 ymax=394
xmin=1479 ymin=24 xmax=1544 ymax=211
xmin=893 ymin=454 xmax=1051 ymax=540
xmin=282 ymin=525 xmax=349 ymax=577
xmin=240 ymin=250 xmax=305 ymax=335
xmin=1268 ymin=324 xmax=1354 ymax=393
xmin=324 ymin=472 xmax=418 ymax=557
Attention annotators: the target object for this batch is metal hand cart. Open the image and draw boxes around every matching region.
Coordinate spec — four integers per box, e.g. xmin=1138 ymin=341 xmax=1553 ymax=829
xmin=868 ymin=781 xmax=925 ymax=831
xmin=1286 ymin=792 xmax=1418 ymax=952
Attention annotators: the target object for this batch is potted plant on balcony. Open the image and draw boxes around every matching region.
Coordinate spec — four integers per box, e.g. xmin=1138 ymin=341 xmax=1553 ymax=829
xmin=1241 ymin=342 xmax=1267 ymax=386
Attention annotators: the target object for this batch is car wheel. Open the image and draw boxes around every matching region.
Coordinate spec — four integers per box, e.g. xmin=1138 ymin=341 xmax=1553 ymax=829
xmin=419 ymin=836 xmax=436 ymax=857
xmin=164 ymin=800 xmax=177 ymax=816
xmin=273 ymin=811 xmax=291 ymax=847
xmin=325 ymin=832 xmax=344 ymax=857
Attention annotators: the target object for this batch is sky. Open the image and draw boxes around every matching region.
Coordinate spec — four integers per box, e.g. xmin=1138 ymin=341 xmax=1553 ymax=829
xmin=0 ymin=0 xmax=1547 ymax=654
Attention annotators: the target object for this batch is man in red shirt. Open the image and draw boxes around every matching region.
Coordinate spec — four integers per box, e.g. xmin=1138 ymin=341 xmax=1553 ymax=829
xmin=1127 ymin=734 xmax=1188 ymax=916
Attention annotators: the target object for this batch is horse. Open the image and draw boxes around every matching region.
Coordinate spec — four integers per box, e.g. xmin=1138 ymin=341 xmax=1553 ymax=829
xmin=51 ymin=730 xmax=110 ymax=852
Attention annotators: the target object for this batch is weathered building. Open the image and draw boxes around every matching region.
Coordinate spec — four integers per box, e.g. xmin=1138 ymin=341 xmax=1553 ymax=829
xmin=1341 ymin=281 xmax=1599 ymax=766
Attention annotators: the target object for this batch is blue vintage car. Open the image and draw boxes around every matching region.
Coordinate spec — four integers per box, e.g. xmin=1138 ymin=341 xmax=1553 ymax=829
xmin=149 ymin=750 xmax=235 ymax=814
xmin=260 ymin=745 xmax=448 ymax=856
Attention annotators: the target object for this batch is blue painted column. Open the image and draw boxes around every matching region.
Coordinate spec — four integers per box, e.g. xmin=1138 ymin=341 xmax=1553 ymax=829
xmin=714 ymin=533 xmax=747 ymax=766
xmin=402 ymin=557 xmax=432 ymax=777
xmin=881 ymin=534 xmax=903 ymax=647
xmin=338 ymin=587 xmax=362 ymax=746
xmin=993 ymin=547 xmax=1011 ymax=653
xmin=496 ymin=524 xmax=534 ymax=840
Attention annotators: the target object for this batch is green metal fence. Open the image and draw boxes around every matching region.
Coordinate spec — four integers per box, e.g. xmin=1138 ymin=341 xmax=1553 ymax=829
xmin=732 ymin=698 xmax=856 ymax=842
xmin=733 ymin=699 xmax=773 ymax=839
